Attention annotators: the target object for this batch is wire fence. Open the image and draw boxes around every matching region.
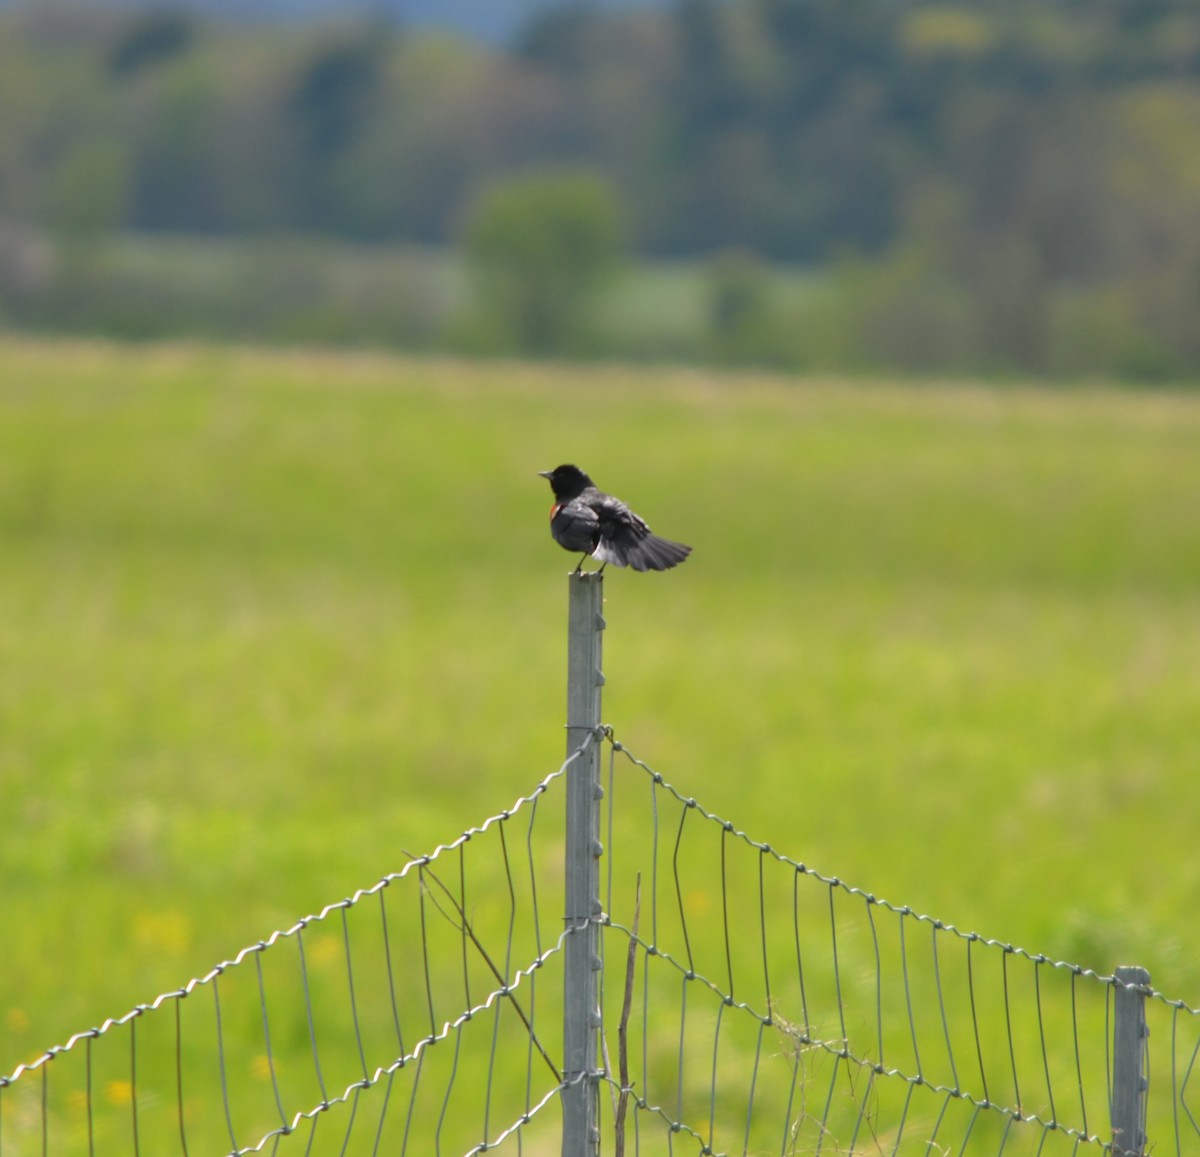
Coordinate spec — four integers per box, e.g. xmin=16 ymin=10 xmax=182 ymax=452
xmin=0 ymin=748 xmax=578 ymax=1156
xmin=596 ymin=736 xmax=1200 ymax=1156
xmin=3 ymin=574 xmax=1199 ymax=1155
xmin=3 ymin=727 xmax=1198 ymax=1155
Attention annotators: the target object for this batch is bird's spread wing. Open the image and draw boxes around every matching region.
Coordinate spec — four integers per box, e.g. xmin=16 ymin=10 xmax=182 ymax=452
xmin=590 ymin=493 xmax=651 ymax=566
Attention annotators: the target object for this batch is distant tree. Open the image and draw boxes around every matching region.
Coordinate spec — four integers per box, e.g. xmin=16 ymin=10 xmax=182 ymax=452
xmin=515 ymin=6 xmax=598 ymax=69
xmin=463 ymin=170 xmax=623 ymax=355
xmin=708 ymin=250 xmax=771 ymax=352
xmin=108 ymin=11 xmax=195 ymax=77
xmin=289 ymin=36 xmax=383 ymax=161
xmin=286 ymin=25 xmax=392 ymax=229
xmin=125 ymin=61 xmax=225 ymax=231
xmin=704 ymin=248 xmax=808 ymax=367
xmin=48 ymin=141 xmax=129 ymax=238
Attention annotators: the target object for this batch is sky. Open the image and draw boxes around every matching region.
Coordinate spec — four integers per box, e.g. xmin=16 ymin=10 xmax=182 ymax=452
xmin=3 ymin=0 xmax=670 ymax=43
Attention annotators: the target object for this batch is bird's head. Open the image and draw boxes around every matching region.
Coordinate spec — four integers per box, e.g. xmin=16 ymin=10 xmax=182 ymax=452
xmin=538 ymin=464 xmax=593 ymax=499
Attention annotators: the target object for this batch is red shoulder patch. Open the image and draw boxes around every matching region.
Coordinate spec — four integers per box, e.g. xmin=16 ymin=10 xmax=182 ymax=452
xmin=550 ymin=502 xmax=562 ymax=519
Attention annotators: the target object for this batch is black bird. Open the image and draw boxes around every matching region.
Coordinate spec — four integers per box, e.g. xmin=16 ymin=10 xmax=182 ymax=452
xmin=538 ymin=464 xmax=692 ymax=573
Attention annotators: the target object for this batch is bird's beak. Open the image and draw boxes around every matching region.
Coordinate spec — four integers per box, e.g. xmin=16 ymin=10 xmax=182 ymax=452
xmin=537 ymin=470 xmax=553 ymax=479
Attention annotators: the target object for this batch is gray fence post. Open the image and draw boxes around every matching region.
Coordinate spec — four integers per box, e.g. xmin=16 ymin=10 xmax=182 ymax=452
xmin=562 ymin=571 xmax=604 ymax=1157
xmin=1111 ymin=964 xmax=1150 ymax=1157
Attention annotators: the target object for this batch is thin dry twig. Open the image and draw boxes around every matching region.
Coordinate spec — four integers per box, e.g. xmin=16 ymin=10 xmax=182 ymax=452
xmin=614 ymin=873 xmax=641 ymax=1157
xmin=405 ymin=850 xmax=562 ymax=1084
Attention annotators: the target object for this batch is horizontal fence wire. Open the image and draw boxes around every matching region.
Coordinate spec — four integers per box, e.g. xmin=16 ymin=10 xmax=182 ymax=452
xmin=3 ymin=727 xmax=1199 ymax=1156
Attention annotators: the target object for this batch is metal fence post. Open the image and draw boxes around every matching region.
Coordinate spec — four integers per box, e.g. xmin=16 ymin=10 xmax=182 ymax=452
xmin=562 ymin=571 xmax=604 ymax=1157
xmin=1112 ymin=964 xmax=1150 ymax=1157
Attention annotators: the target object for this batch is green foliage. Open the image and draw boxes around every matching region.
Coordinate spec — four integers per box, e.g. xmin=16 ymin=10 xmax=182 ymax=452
xmin=47 ymin=141 xmax=130 ymax=239
xmin=462 ymin=169 xmax=624 ymax=355
xmin=704 ymin=249 xmax=796 ymax=367
xmin=0 ymin=234 xmax=456 ymax=347
xmin=2 ymin=4 xmax=1200 ymax=377
xmin=0 ymin=2 xmax=1194 ymax=257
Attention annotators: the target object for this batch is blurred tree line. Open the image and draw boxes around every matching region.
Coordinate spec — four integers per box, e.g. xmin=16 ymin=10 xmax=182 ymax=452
xmin=1 ymin=0 xmax=1199 ymax=378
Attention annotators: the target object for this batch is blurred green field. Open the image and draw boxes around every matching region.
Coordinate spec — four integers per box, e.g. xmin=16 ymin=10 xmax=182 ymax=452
xmin=1 ymin=338 xmax=1199 ymax=1151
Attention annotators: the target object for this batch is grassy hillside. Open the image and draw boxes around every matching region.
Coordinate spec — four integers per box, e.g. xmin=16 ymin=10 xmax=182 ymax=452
xmin=1 ymin=339 xmax=1198 ymax=1151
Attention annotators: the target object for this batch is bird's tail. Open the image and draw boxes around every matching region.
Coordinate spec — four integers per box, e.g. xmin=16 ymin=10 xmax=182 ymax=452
xmin=625 ymin=533 xmax=692 ymax=572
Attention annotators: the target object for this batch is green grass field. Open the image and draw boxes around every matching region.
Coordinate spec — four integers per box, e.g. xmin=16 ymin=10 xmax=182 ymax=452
xmin=1 ymin=338 xmax=1198 ymax=1152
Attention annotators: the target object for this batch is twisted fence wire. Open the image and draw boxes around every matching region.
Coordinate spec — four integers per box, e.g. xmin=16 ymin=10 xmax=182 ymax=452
xmin=3 ymin=727 xmax=1199 ymax=1156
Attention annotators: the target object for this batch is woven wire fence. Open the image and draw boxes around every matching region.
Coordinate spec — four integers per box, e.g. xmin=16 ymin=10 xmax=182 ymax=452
xmin=0 ymin=742 xmax=584 ymax=1157
xmin=3 ymin=729 xmax=1199 ymax=1156
xmin=595 ymin=735 xmax=1200 ymax=1156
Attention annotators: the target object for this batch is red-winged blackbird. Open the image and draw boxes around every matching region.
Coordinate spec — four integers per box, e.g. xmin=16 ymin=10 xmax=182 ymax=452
xmin=538 ymin=464 xmax=692 ymax=573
